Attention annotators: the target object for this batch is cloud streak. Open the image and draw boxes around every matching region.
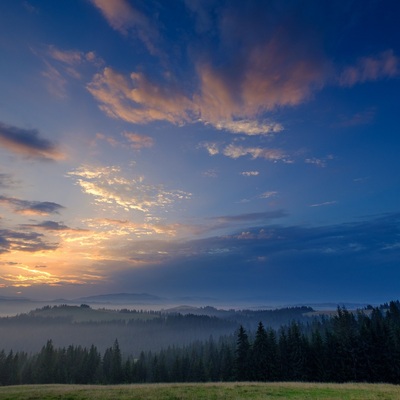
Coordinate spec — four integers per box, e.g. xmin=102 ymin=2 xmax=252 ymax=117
xmin=0 ymin=122 xmax=64 ymax=160
xmin=68 ymin=165 xmax=191 ymax=214
xmin=20 ymin=220 xmax=86 ymax=232
xmin=339 ymin=50 xmax=399 ymax=87
xmin=0 ymin=228 xmax=57 ymax=254
xmin=0 ymin=196 xmax=64 ymax=216
xmin=90 ymin=0 xmax=159 ymax=55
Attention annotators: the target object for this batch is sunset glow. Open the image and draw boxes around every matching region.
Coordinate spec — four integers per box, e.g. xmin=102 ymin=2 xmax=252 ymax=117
xmin=0 ymin=0 xmax=399 ymax=303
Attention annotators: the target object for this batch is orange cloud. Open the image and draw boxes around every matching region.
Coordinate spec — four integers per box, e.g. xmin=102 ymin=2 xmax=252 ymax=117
xmin=87 ymin=68 xmax=196 ymax=125
xmin=90 ymin=0 xmax=159 ymax=55
xmin=122 ymin=131 xmax=154 ymax=149
xmin=339 ymin=50 xmax=399 ymax=87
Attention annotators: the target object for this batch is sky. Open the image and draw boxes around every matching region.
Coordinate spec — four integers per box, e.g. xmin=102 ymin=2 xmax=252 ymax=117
xmin=0 ymin=0 xmax=399 ymax=305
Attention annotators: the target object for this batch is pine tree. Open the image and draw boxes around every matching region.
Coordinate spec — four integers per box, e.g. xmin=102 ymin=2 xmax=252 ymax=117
xmin=252 ymin=322 xmax=269 ymax=381
xmin=235 ymin=325 xmax=251 ymax=381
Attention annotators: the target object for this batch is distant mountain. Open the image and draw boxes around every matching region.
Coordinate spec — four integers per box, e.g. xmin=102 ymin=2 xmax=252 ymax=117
xmin=73 ymin=292 xmax=166 ymax=304
xmin=172 ymin=296 xmax=218 ymax=303
xmin=0 ymin=295 xmax=30 ymax=302
xmin=293 ymin=302 xmax=374 ymax=311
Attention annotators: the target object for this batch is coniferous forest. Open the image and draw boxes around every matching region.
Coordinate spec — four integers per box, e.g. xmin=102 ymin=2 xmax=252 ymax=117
xmin=1 ymin=301 xmax=400 ymax=385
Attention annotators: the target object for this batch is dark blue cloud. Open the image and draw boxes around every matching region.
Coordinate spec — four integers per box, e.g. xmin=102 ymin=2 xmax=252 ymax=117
xmin=21 ymin=221 xmax=69 ymax=231
xmin=0 ymin=228 xmax=58 ymax=253
xmin=0 ymin=121 xmax=63 ymax=160
xmin=0 ymin=196 xmax=64 ymax=215
xmin=110 ymin=213 xmax=400 ymax=304
xmin=208 ymin=210 xmax=288 ymax=223
xmin=20 ymin=220 xmax=86 ymax=232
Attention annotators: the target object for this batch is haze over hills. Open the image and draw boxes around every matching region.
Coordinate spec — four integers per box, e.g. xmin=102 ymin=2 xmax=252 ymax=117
xmin=0 ymin=291 xmax=376 ymax=318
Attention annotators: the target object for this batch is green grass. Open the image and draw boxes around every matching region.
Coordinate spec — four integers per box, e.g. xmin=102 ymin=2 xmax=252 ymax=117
xmin=1 ymin=382 xmax=400 ymax=400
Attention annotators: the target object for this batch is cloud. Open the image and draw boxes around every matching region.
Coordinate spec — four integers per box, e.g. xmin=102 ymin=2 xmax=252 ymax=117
xmin=87 ymin=68 xmax=196 ymax=125
xmin=0 ymin=228 xmax=58 ymax=254
xmin=0 ymin=173 xmax=17 ymax=188
xmin=94 ymin=131 xmax=154 ymax=150
xmin=105 ymin=213 xmax=400 ymax=302
xmin=260 ymin=191 xmax=278 ymax=199
xmin=213 ymin=120 xmax=283 ymax=136
xmin=85 ymin=218 xmax=182 ymax=238
xmin=337 ymin=108 xmax=376 ymax=127
xmin=305 ymin=155 xmax=334 ymax=168
xmin=86 ymin=3 xmax=399 ymax=139
xmin=68 ymin=165 xmax=191 ymax=213
xmin=122 ymin=131 xmax=154 ymax=149
xmin=48 ymin=45 xmax=83 ymax=65
xmin=310 ymin=201 xmax=337 ymax=207
xmin=41 ymin=61 xmax=68 ymax=98
xmin=35 ymin=44 xmax=103 ymax=98
xmin=223 ymin=144 xmax=288 ymax=162
xmin=0 ymin=196 xmax=64 ymax=216
xmin=339 ymin=50 xmax=399 ymax=87
xmin=0 ymin=264 xmax=79 ymax=287
xmin=46 ymin=45 xmax=103 ymax=69
xmin=20 ymin=221 xmax=86 ymax=232
xmin=202 ymin=169 xmax=218 ymax=178
xmin=90 ymin=0 xmax=159 ymax=55
xmin=114 ymin=212 xmax=400 ymax=275
xmin=199 ymin=142 xmax=220 ymax=156
xmin=208 ymin=210 xmax=287 ymax=224
xmin=241 ymin=171 xmax=259 ymax=177
xmin=0 ymin=121 xmax=64 ymax=161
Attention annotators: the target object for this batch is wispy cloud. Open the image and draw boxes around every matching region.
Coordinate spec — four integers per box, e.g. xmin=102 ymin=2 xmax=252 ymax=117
xmin=85 ymin=218 xmax=181 ymax=238
xmin=36 ymin=44 xmax=103 ymax=98
xmin=305 ymin=155 xmax=334 ymax=168
xmin=241 ymin=171 xmax=259 ymax=177
xmin=0 ymin=122 xmax=64 ymax=161
xmin=199 ymin=142 xmax=220 ymax=156
xmin=223 ymin=144 xmax=288 ymax=162
xmin=337 ymin=108 xmax=375 ymax=127
xmin=0 ymin=228 xmax=58 ymax=254
xmin=94 ymin=131 xmax=154 ymax=150
xmin=202 ymin=169 xmax=218 ymax=178
xmin=0 ymin=196 xmax=64 ymax=216
xmin=20 ymin=220 xmax=85 ymax=232
xmin=0 ymin=173 xmax=18 ymax=189
xmin=87 ymin=68 xmax=195 ymax=125
xmin=310 ymin=201 xmax=337 ymax=207
xmin=68 ymin=165 xmax=191 ymax=213
xmin=208 ymin=210 xmax=287 ymax=224
xmin=41 ymin=60 xmax=68 ymax=98
xmin=48 ymin=45 xmax=84 ymax=65
xmin=0 ymin=263 xmax=82 ymax=287
xmin=122 ymin=131 xmax=154 ymax=149
xmin=213 ymin=120 xmax=283 ymax=136
xmin=260 ymin=191 xmax=278 ymax=199
xmin=90 ymin=0 xmax=159 ymax=55
xmin=339 ymin=50 xmax=399 ymax=87
xmin=86 ymin=3 xmax=399 ymax=143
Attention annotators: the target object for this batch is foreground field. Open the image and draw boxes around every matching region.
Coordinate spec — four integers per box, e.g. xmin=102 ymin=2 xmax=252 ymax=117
xmin=1 ymin=382 xmax=400 ymax=400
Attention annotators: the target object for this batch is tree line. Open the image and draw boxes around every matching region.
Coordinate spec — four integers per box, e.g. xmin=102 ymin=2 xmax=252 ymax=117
xmin=1 ymin=301 xmax=400 ymax=385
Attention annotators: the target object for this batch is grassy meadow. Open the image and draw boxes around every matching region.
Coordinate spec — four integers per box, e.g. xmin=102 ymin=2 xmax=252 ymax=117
xmin=1 ymin=382 xmax=400 ymax=400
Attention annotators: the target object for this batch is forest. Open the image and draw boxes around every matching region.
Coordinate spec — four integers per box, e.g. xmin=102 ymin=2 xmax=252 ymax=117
xmin=1 ymin=301 xmax=400 ymax=385
xmin=0 ymin=304 xmax=312 ymax=355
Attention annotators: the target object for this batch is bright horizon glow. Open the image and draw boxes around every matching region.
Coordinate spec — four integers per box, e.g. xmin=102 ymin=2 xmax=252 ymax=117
xmin=0 ymin=0 xmax=399 ymax=304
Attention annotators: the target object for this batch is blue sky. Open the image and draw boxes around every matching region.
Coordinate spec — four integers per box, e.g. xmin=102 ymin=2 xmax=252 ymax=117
xmin=0 ymin=0 xmax=399 ymax=304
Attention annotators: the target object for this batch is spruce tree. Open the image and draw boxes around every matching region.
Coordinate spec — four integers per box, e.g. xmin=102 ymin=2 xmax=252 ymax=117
xmin=235 ymin=325 xmax=251 ymax=381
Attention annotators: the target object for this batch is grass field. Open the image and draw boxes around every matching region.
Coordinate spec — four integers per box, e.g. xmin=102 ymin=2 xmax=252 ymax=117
xmin=1 ymin=382 xmax=400 ymax=400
